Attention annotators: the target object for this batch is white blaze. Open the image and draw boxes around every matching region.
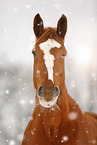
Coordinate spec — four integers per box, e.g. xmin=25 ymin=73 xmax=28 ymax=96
xmin=39 ymin=39 xmax=61 ymax=82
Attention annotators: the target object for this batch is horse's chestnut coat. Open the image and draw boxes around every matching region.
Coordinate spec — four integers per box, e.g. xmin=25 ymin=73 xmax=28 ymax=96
xmin=22 ymin=14 xmax=97 ymax=145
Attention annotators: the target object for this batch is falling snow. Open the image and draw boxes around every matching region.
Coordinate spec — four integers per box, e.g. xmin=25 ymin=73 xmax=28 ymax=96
xmin=68 ymin=112 xmax=78 ymax=120
xmin=9 ymin=140 xmax=15 ymax=145
xmin=12 ymin=7 xmax=18 ymax=12
xmin=61 ymin=136 xmax=69 ymax=143
xmin=0 ymin=0 xmax=97 ymax=145
xmin=20 ymin=99 xmax=26 ymax=105
xmin=25 ymin=4 xmax=32 ymax=9
xmin=5 ymin=89 xmax=10 ymax=94
xmin=31 ymin=130 xmax=34 ymax=135
xmin=38 ymin=114 xmax=41 ymax=117
xmin=29 ymin=100 xmax=34 ymax=104
xmin=85 ymin=130 xmax=89 ymax=134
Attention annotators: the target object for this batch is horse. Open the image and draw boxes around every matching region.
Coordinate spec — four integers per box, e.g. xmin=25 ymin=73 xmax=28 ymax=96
xmin=22 ymin=13 xmax=97 ymax=145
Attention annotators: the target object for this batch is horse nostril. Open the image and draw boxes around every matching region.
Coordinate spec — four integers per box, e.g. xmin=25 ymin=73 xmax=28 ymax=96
xmin=53 ymin=86 xmax=60 ymax=97
xmin=38 ymin=85 xmax=44 ymax=97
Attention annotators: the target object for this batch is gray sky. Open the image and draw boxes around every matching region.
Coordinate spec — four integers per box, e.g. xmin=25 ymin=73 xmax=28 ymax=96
xmin=0 ymin=0 xmax=97 ymax=65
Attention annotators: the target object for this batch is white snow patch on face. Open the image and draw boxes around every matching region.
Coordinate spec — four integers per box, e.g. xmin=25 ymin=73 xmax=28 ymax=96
xmin=39 ymin=39 xmax=61 ymax=82
xmin=85 ymin=130 xmax=89 ymax=134
xmin=61 ymin=136 xmax=69 ymax=143
xmin=68 ymin=112 xmax=78 ymax=120
xmin=36 ymin=70 xmax=40 ymax=74
xmin=31 ymin=128 xmax=36 ymax=135
xmin=89 ymin=140 xmax=97 ymax=144
xmin=91 ymin=140 xmax=97 ymax=144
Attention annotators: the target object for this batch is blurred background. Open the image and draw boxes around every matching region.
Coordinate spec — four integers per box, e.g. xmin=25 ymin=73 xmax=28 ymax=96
xmin=0 ymin=0 xmax=97 ymax=144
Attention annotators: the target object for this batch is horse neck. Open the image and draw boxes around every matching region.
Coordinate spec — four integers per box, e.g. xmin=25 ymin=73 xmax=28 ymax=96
xmin=53 ymin=57 xmax=83 ymax=118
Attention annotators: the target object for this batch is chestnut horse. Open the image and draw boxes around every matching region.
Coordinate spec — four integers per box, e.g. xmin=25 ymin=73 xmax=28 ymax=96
xmin=22 ymin=14 xmax=97 ymax=145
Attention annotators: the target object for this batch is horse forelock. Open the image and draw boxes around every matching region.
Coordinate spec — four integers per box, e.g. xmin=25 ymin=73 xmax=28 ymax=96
xmin=35 ymin=28 xmax=64 ymax=46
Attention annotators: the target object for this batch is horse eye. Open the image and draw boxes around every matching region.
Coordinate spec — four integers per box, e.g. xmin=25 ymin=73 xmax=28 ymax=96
xmin=62 ymin=54 xmax=65 ymax=57
xmin=53 ymin=86 xmax=59 ymax=97
xmin=38 ymin=85 xmax=44 ymax=97
xmin=32 ymin=50 xmax=37 ymax=57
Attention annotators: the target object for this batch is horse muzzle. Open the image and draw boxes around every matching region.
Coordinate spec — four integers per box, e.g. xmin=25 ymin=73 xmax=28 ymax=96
xmin=37 ymin=84 xmax=60 ymax=108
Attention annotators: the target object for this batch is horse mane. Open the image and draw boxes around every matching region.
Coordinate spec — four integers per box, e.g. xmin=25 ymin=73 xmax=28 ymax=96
xmin=35 ymin=27 xmax=64 ymax=46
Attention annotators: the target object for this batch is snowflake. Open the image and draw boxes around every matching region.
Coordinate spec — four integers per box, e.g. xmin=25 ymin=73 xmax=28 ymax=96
xmin=68 ymin=112 xmax=78 ymax=120
xmin=85 ymin=130 xmax=89 ymax=134
xmin=9 ymin=140 xmax=15 ymax=145
xmin=5 ymin=89 xmax=10 ymax=94
xmin=12 ymin=7 xmax=18 ymax=12
xmin=25 ymin=4 xmax=32 ymax=9
xmin=31 ymin=129 xmax=36 ymax=135
xmin=29 ymin=100 xmax=34 ymax=104
xmin=91 ymin=18 xmax=95 ymax=21
xmin=79 ymin=0 xmax=82 ymax=4
xmin=38 ymin=114 xmax=41 ymax=116
xmin=36 ymin=70 xmax=40 ymax=74
xmin=70 ymin=80 xmax=76 ymax=88
xmin=22 ymin=88 xmax=25 ymax=91
xmin=92 ymin=140 xmax=96 ymax=144
xmin=92 ymin=73 xmax=96 ymax=77
xmin=20 ymin=99 xmax=26 ymax=105
xmin=31 ymin=130 xmax=34 ymax=135
xmin=61 ymin=136 xmax=69 ymax=143
xmin=89 ymin=139 xmax=97 ymax=144
xmin=54 ymin=3 xmax=60 ymax=9
xmin=18 ymin=78 xmax=21 ymax=82
xmin=8 ymin=126 xmax=11 ymax=129
xmin=4 ymin=26 xmax=13 ymax=32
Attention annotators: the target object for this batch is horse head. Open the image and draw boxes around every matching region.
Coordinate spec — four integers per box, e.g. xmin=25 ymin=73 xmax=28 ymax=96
xmin=22 ymin=14 xmax=97 ymax=145
xmin=32 ymin=14 xmax=67 ymax=108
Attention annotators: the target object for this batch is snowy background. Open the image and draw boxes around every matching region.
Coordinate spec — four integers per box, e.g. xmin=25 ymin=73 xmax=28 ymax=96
xmin=0 ymin=0 xmax=97 ymax=144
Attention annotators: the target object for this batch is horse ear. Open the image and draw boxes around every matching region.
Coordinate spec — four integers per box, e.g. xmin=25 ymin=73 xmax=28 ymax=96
xmin=33 ymin=13 xmax=44 ymax=38
xmin=57 ymin=14 xmax=67 ymax=38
